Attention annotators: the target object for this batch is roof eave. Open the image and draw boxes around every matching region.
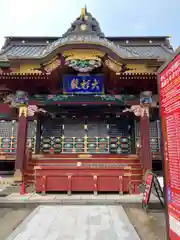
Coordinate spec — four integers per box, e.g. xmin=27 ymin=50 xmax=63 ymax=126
xmin=6 ymin=55 xmax=167 ymax=63
xmin=158 ymin=46 xmax=180 ymax=73
xmin=0 ymin=62 xmax=10 ymax=67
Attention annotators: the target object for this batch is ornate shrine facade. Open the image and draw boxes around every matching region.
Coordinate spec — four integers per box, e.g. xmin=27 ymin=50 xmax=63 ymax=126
xmin=0 ymin=7 xmax=174 ymax=193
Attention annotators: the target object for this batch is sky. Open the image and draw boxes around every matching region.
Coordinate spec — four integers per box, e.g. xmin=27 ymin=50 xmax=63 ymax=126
xmin=0 ymin=0 xmax=179 ymax=50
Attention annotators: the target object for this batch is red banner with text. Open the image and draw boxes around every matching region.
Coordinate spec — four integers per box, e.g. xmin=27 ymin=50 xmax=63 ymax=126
xmin=160 ymin=52 xmax=180 ymax=240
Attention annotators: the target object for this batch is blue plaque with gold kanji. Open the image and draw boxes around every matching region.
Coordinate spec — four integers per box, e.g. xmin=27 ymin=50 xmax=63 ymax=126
xmin=63 ymin=75 xmax=104 ymax=94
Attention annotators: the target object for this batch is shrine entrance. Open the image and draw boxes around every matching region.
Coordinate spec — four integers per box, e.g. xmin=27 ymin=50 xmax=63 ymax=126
xmin=39 ymin=106 xmax=134 ymax=155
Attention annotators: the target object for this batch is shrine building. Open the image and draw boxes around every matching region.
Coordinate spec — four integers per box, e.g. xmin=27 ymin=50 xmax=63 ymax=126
xmin=0 ymin=7 xmax=174 ymax=194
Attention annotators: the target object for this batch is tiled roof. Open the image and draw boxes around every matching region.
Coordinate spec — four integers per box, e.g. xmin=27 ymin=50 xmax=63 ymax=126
xmin=0 ymin=8 xmax=174 ymax=62
xmin=2 ymin=44 xmax=47 ymax=57
xmin=0 ymin=35 xmax=174 ymax=61
xmin=118 ymin=45 xmax=172 ymax=59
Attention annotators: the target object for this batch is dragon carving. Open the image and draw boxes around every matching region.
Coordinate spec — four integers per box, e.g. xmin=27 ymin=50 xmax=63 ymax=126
xmin=123 ymin=105 xmax=149 ymax=117
xmin=2 ymin=94 xmax=48 ymax=117
xmin=3 ymin=94 xmax=17 ymax=108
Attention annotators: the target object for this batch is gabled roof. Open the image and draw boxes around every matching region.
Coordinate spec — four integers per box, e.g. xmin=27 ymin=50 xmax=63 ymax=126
xmin=0 ymin=7 xmax=174 ymax=62
xmin=0 ymin=35 xmax=174 ymax=61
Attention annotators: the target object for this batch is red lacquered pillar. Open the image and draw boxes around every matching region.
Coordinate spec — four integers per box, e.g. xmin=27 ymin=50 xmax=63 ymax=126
xmin=140 ymin=111 xmax=152 ymax=178
xmin=14 ymin=106 xmax=28 ymax=182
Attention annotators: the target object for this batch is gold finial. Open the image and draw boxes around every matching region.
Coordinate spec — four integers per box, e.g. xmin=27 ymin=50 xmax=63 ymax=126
xmin=81 ymin=5 xmax=87 ymax=20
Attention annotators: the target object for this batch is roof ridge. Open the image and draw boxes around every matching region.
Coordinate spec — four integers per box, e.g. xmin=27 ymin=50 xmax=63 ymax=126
xmin=8 ymin=42 xmax=48 ymax=46
xmin=160 ymin=43 xmax=174 ymax=54
xmin=118 ymin=43 xmax=165 ymax=46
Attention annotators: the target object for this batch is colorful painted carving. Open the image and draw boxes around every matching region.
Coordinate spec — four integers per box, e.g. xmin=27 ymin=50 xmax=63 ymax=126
xmin=3 ymin=94 xmax=16 ymax=108
xmin=15 ymin=91 xmax=29 ymax=105
xmin=28 ymin=105 xmax=47 ymax=116
xmin=65 ymin=59 xmax=101 ymax=72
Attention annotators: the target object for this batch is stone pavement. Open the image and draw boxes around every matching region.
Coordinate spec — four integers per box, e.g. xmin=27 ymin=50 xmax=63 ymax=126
xmin=0 ymin=193 xmax=159 ymax=204
xmin=0 ymin=183 xmax=10 ymax=192
xmin=0 ymin=176 xmax=13 ymax=193
xmin=6 ymin=205 xmax=140 ymax=240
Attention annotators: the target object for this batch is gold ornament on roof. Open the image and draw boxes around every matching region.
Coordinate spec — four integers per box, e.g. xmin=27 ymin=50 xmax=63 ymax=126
xmin=80 ymin=24 xmax=88 ymax=31
xmin=81 ymin=5 xmax=88 ymax=20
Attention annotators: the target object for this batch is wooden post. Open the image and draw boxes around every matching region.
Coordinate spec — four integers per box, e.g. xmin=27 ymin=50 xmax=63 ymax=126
xmin=140 ymin=112 xmax=152 ymax=177
xmin=35 ymin=117 xmax=41 ymax=154
xmin=139 ymin=91 xmax=152 ymax=179
xmin=14 ymin=106 xmax=28 ymax=182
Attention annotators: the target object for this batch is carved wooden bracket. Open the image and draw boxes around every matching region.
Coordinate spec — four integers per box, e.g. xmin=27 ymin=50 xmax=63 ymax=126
xmin=123 ymin=105 xmax=149 ymax=117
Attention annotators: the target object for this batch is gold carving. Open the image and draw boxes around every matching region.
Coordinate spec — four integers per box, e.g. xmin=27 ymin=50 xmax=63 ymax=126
xmin=80 ymin=24 xmax=88 ymax=31
xmin=104 ymin=58 xmax=122 ymax=73
xmin=19 ymin=106 xmax=28 ymax=117
xmin=78 ymin=154 xmax=92 ymax=158
xmin=80 ymin=5 xmax=88 ymax=20
xmin=44 ymin=57 xmax=61 ymax=73
xmin=63 ymin=49 xmax=104 ymax=61
xmin=81 ymin=7 xmax=86 ymax=19
xmin=13 ymin=169 xmax=23 ymax=182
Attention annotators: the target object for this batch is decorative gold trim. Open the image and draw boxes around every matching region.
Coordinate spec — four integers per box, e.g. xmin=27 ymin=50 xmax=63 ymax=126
xmin=81 ymin=5 xmax=87 ymax=19
xmin=78 ymin=154 xmax=92 ymax=158
xmin=63 ymin=49 xmax=104 ymax=61
xmin=19 ymin=106 xmax=28 ymax=117
xmin=124 ymin=173 xmax=132 ymax=176
xmin=33 ymin=154 xmax=44 ymax=159
xmin=34 ymin=166 xmax=42 ymax=170
xmin=80 ymin=24 xmax=88 ymax=31
xmin=44 ymin=57 xmax=61 ymax=72
xmin=124 ymin=166 xmax=132 ymax=170
xmin=104 ymin=57 xmax=122 ymax=73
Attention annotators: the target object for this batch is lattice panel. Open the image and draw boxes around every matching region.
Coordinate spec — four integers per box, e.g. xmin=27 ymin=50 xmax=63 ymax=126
xmin=87 ymin=137 xmax=109 ymax=153
xmin=0 ymin=121 xmax=17 ymax=153
xmin=109 ymin=137 xmax=132 ymax=154
xmin=27 ymin=121 xmax=37 ymax=153
xmin=40 ymin=119 xmax=63 ymax=153
xmin=135 ymin=120 xmax=160 ymax=152
xmin=40 ymin=119 xmax=133 ymax=154
xmin=41 ymin=136 xmax=132 ymax=154
xmin=87 ymin=123 xmax=109 ymax=153
xmin=41 ymin=137 xmax=62 ymax=154
xmin=0 ymin=120 xmax=37 ymax=153
xmin=63 ymin=137 xmax=84 ymax=153
xmin=108 ymin=121 xmax=132 ymax=154
xmin=41 ymin=136 xmax=110 ymax=153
